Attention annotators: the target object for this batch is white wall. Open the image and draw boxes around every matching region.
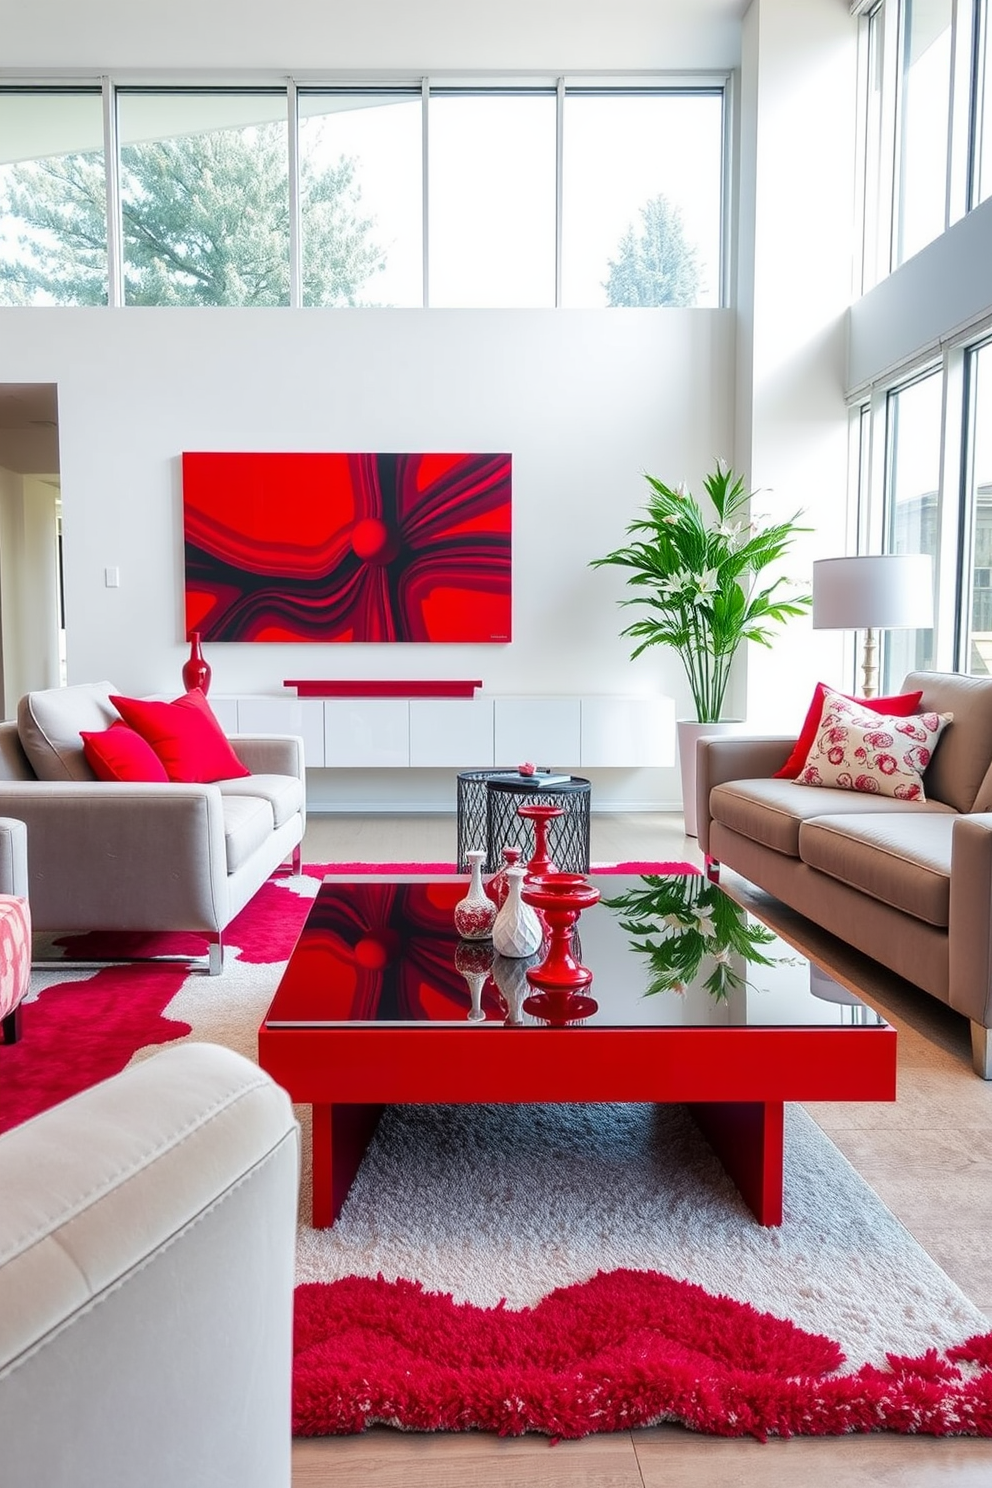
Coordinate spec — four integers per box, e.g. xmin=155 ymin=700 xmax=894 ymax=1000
xmin=2 ymin=0 xmax=743 ymax=74
xmin=737 ymin=0 xmax=859 ymax=727
xmin=0 ymin=306 xmax=735 ymax=809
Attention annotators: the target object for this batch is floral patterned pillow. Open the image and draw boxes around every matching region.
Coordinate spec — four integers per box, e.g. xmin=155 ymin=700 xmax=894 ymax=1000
xmin=796 ymin=689 xmax=952 ymax=801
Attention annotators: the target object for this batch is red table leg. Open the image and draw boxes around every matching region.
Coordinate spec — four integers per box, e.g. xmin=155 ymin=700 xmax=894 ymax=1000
xmin=687 ymin=1100 xmax=784 ymax=1226
xmin=310 ymin=1102 xmax=385 ymax=1228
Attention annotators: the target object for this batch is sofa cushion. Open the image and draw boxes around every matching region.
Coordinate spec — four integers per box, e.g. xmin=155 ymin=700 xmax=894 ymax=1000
xmin=215 ymin=773 xmax=303 ymax=830
xmin=80 ymin=722 xmax=171 ymax=783
xmin=904 ymin=670 xmax=992 ymax=812
xmin=710 ymin=777 xmax=955 ymax=859
xmin=795 ymin=691 xmax=952 ymax=802
xmin=798 ymin=812 xmax=956 ymax=928
xmin=17 ymin=682 xmax=120 ymax=782
xmin=111 ymin=690 xmax=251 ymax=784
xmin=773 ymin=682 xmax=924 ymax=780
xmin=222 ymin=795 xmax=275 ymax=874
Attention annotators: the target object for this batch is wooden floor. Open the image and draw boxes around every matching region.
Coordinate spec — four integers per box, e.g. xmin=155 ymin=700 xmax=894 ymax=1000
xmin=294 ymin=811 xmax=992 ymax=1487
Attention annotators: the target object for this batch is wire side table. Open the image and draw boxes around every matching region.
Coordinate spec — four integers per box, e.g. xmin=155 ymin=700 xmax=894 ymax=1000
xmin=456 ymin=770 xmax=592 ymax=874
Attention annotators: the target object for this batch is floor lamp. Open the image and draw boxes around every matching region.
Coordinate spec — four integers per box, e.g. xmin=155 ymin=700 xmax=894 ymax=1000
xmin=812 ymin=554 xmax=934 ymax=699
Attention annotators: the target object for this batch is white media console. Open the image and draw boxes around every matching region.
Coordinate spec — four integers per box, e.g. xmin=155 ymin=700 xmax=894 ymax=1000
xmin=209 ymin=693 xmax=676 ymax=772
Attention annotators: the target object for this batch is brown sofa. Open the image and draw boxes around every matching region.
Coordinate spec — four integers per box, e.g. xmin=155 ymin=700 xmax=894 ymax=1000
xmin=0 ymin=682 xmax=306 ymax=973
xmin=696 ymin=671 xmax=992 ymax=1078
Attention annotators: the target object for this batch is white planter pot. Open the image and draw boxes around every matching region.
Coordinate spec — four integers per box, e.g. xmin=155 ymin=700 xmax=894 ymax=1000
xmin=677 ymin=719 xmax=744 ymax=838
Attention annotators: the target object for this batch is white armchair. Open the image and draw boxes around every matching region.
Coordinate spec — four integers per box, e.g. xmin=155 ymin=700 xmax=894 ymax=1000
xmin=0 ymin=1043 xmax=300 ymax=1488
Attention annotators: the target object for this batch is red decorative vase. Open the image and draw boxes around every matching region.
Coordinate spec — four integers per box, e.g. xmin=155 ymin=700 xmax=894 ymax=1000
xmin=522 ymin=873 xmax=601 ymax=992
xmin=486 ymin=844 xmax=523 ymax=907
xmin=182 ymin=632 xmax=212 ymax=695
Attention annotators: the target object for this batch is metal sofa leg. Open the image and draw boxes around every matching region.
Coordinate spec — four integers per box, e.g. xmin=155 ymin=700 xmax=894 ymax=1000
xmin=292 ymin=843 xmax=302 ymax=875
xmin=971 ymin=1021 xmax=992 ymax=1079
xmin=1 ymin=1004 xmax=22 ymax=1044
xmin=207 ymin=934 xmax=224 ymax=976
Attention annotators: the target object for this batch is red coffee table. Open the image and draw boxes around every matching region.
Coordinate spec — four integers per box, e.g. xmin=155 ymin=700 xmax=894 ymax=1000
xmin=258 ymin=874 xmax=896 ymax=1228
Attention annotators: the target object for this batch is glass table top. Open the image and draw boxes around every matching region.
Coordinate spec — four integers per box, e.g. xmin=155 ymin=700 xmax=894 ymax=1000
xmin=265 ymin=874 xmax=889 ymax=1031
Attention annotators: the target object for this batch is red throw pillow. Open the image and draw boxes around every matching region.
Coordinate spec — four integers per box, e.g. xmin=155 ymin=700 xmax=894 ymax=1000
xmin=110 ymin=689 xmax=251 ymax=783
xmin=80 ymin=721 xmax=171 ymax=783
xmin=773 ymin=682 xmax=925 ymax=780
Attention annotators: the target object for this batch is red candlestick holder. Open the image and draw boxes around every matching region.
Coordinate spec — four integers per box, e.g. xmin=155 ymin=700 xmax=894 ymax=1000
xmin=521 ymin=873 xmax=600 ymax=992
xmin=517 ymin=802 xmax=563 ymax=879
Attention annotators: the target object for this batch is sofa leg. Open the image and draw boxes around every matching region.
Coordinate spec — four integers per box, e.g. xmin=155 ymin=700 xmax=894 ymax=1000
xmin=705 ymin=855 xmax=720 ymax=882
xmin=971 ymin=1022 xmax=992 ymax=1079
xmin=1 ymin=1003 xmax=22 ymax=1044
xmin=207 ymin=935 xmax=224 ymax=976
xmin=292 ymin=843 xmax=302 ymax=875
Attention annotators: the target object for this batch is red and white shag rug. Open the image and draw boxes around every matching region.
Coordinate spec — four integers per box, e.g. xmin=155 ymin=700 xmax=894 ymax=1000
xmin=4 ymin=860 xmax=992 ymax=1442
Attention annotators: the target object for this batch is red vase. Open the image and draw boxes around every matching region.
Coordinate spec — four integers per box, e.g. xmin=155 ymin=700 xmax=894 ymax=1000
xmin=182 ymin=632 xmax=212 ymax=695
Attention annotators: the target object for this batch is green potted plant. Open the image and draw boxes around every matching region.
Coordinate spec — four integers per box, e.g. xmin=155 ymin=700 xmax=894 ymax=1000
xmin=590 ymin=462 xmax=811 ymax=833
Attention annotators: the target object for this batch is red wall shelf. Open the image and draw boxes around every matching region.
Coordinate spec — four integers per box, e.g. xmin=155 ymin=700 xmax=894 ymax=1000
xmin=284 ymin=679 xmax=483 ymax=699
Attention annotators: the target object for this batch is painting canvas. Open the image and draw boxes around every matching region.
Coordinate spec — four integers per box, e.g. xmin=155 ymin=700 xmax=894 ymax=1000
xmin=182 ymin=451 xmax=512 ymax=643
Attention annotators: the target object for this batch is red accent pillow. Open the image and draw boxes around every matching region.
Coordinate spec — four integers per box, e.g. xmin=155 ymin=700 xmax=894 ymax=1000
xmin=80 ymin=721 xmax=171 ymax=783
xmin=109 ymin=689 xmax=251 ymax=783
xmin=773 ymin=682 xmax=925 ymax=780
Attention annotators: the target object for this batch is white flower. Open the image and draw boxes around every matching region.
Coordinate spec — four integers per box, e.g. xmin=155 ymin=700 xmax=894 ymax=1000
xmin=693 ymin=568 xmax=720 ymax=599
xmin=693 ymin=911 xmax=715 ymax=936
xmin=659 ymin=572 xmax=690 ymax=598
xmin=711 ymin=947 xmax=733 ymax=966
xmin=675 ymin=481 xmax=689 ymax=498
xmin=662 ymin=514 xmax=680 ymax=525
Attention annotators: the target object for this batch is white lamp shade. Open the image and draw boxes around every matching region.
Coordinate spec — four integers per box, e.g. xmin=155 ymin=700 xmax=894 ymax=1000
xmin=812 ymin=554 xmax=934 ymax=631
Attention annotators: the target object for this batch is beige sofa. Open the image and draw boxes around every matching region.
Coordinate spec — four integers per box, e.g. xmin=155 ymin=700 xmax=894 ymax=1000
xmin=696 ymin=670 xmax=992 ymax=1079
xmin=0 ymin=682 xmax=306 ymax=972
xmin=0 ymin=1042 xmax=300 ymax=1488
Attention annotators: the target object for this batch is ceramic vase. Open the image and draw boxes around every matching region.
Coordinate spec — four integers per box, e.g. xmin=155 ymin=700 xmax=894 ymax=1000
xmin=182 ymin=631 xmax=212 ymax=696
xmin=453 ymin=849 xmax=497 ymax=940
xmin=492 ymin=866 xmax=544 ymax=958
xmin=486 ymin=844 xmax=523 ymax=908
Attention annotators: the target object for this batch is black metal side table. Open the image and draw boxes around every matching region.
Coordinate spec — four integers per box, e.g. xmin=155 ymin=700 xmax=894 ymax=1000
xmin=456 ymin=769 xmax=591 ymax=874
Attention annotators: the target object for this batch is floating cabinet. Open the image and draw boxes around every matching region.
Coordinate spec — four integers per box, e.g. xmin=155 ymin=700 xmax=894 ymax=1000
xmin=324 ymin=699 xmax=409 ymax=767
xmin=580 ymin=696 xmax=676 ymax=767
xmin=409 ymin=699 xmax=495 ymax=767
xmin=236 ymin=697 xmax=326 ymax=767
xmin=219 ymin=693 xmax=675 ymax=772
xmin=494 ymin=698 xmax=581 ymax=767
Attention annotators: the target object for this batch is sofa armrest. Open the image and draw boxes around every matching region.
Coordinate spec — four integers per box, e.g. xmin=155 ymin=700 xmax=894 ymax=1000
xmin=0 ymin=818 xmax=28 ymax=897
xmin=229 ymin=733 xmax=305 ymax=781
xmin=695 ymin=736 xmax=798 ymax=855
xmin=0 ymin=782 xmax=231 ymax=932
xmin=949 ymin=814 xmax=992 ymax=1028
xmin=0 ymin=1043 xmax=300 ymax=1488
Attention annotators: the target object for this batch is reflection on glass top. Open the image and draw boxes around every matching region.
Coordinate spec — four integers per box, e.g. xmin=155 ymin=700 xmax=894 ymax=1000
xmin=264 ymin=875 xmax=888 ymax=1030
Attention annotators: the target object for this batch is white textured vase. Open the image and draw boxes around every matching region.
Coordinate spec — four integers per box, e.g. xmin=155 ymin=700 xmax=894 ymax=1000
xmin=492 ymin=866 xmax=544 ymax=958
xmin=453 ymin=849 xmax=497 ymax=940
xmin=677 ymin=719 xmax=744 ymax=838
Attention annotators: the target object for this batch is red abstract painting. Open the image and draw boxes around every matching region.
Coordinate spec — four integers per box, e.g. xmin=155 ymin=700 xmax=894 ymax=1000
xmin=182 ymin=451 xmax=512 ymax=643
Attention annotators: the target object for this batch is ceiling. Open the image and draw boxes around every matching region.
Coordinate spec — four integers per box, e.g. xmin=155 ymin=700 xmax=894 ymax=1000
xmin=0 ymin=384 xmax=60 ymax=477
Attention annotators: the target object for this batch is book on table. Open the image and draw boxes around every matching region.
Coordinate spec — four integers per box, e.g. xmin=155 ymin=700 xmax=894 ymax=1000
xmin=489 ymin=772 xmax=571 ymax=787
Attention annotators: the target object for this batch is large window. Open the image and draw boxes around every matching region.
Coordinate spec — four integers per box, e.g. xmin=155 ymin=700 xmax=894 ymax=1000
xmin=298 ymin=91 xmax=422 ymax=308
xmin=0 ymin=89 xmax=107 ymax=305
xmin=428 ymin=90 xmax=557 ymax=309
xmin=0 ymin=78 xmax=726 ymax=310
xmin=882 ymin=370 xmax=941 ymax=688
xmin=860 ymin=0 xmax=991 ymax=286
xmin=562 ymin=90 xmax=723 ymax=308
xmin=896 ymin=0 xmax=953 ymax=266
xmin=116 ymin=90 xmax=290 ymax=307
xmin=963 ymin=340 xmax=992 ymax=672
